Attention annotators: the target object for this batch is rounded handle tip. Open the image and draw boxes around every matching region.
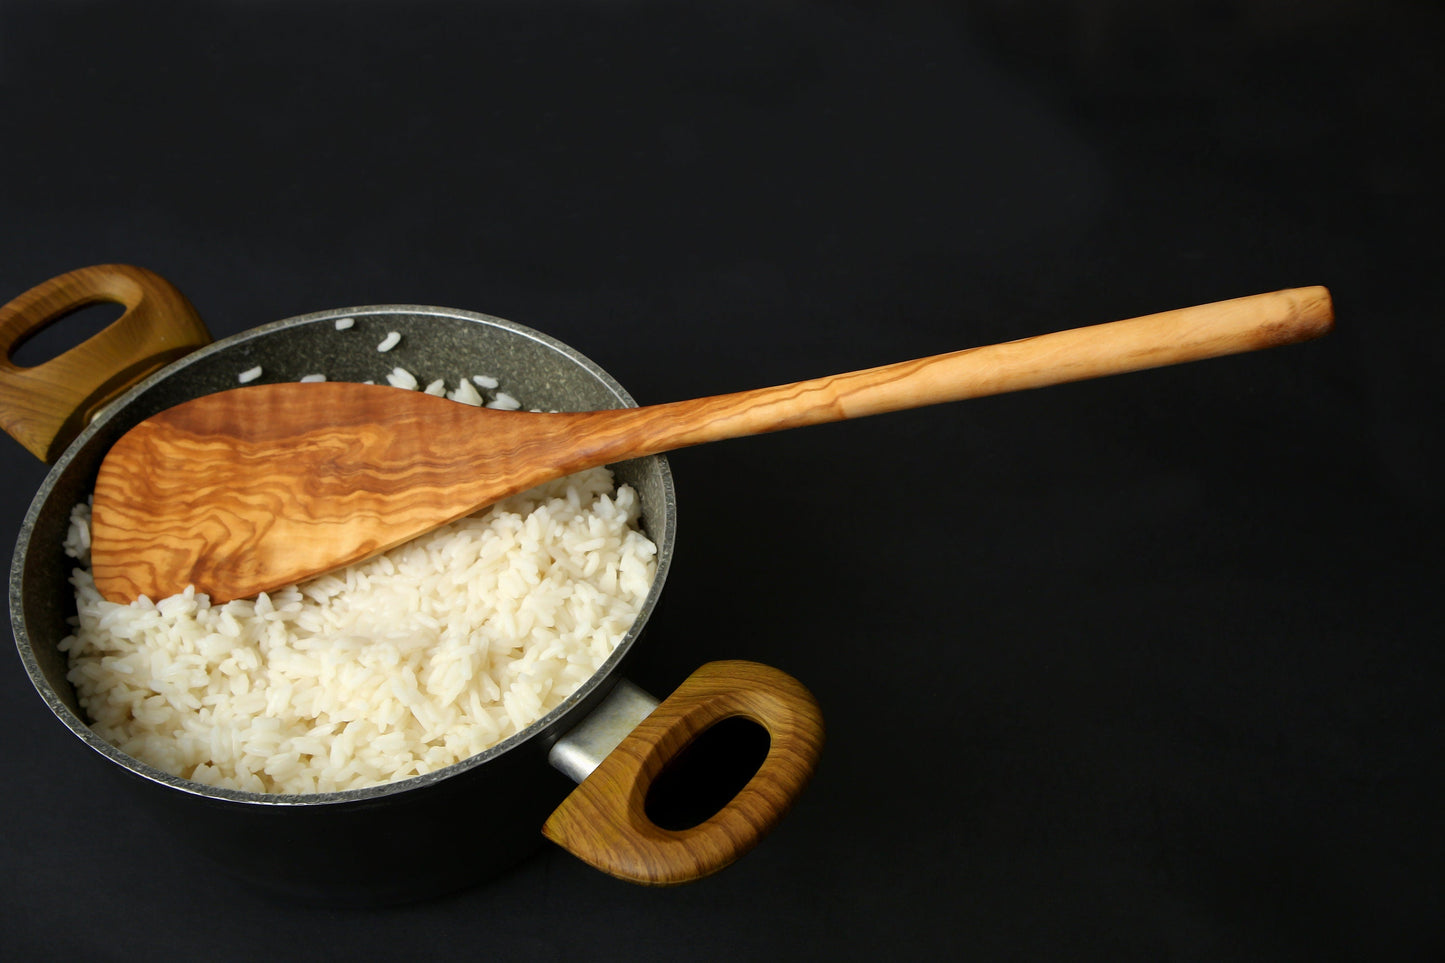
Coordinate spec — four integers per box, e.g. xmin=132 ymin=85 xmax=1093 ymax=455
xmin=1264 ymin=285 xmax=1334 ymax=345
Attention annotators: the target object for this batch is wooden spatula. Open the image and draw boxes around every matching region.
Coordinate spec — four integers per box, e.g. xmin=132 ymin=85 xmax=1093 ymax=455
xmin=90 ymin=286 xmax=1333 ymax=604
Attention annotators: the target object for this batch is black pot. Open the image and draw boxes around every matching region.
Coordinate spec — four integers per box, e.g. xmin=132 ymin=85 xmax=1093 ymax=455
xmin=2 ymin=265 xmax=823 ymax=905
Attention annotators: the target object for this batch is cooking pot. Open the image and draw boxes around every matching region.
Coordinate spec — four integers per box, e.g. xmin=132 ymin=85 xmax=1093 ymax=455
xmin=2 ymin=264 xmax=823 ymax=904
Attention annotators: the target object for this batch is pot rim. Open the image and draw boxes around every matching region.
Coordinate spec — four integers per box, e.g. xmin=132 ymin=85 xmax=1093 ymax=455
xmin=10 ymin=302 xmax=676 ymax=808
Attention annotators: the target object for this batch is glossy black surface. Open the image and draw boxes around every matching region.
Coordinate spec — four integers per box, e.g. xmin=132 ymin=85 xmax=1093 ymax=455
xmin=2 ymin=1 xmax=1440 ymax=959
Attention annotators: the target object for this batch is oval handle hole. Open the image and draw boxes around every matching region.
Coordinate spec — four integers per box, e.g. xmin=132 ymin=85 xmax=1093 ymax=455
xmin=8 ymin=301 xmax=127 ymax=367
xmin=644 ymin=716 xmax=771 ymax=831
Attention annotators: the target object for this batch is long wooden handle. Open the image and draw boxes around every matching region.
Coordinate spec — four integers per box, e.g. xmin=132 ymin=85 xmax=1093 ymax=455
xmin=542 ymin=661 xmax=825 ymax=885
xmin=0 ymin=264 xmax=212 ymax=463
xmin=582 ymin=286 xmax=1334 ymax=460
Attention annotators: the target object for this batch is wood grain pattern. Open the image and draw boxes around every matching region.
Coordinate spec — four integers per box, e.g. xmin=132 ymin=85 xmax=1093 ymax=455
xmin=89 ymin=285 xmax=1333 ymax=603
xmin=0 ymin=264 xmax=211 ymax=463
xmin=541 ymin=660 xmax=825 ymax=885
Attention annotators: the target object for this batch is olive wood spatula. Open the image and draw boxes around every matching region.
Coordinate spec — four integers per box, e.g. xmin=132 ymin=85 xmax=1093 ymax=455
xmin=90 ymin=286 xmax=1333 ymax=604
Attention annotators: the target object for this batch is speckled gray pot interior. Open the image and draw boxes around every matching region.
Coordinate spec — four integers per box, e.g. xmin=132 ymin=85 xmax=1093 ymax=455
xmin=9 ymin=305 xmax=675 ymax=904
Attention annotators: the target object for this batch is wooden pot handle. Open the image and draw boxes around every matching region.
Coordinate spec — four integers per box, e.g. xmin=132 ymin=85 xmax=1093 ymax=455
xmin=0 ymin=264 xmax=211 ymax=463
xmin=542 ymin=660 xmax=825 ymax=885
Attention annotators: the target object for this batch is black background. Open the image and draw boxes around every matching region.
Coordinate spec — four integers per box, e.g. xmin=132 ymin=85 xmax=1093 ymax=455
xmin=2 ymin=1 xmax=1441 ymax=959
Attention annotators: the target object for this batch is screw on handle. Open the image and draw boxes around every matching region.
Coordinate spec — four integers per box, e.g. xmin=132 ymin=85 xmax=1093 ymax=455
xmin=0 ymin=264 xmax=211 ymax=463
xmin=542 ymin=660 xmax=825 ymax=885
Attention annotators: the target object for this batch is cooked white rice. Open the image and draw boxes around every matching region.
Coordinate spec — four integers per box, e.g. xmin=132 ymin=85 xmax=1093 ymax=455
xmin=385 ymin=366 xmax=418 ymax=390
xmin=447 ymin=378 xmax=484 ymax=406
xmin=488 ymin=391 xmax=521 ymax=411
xmin=59 ymin=462 xmax=657 ymax=795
